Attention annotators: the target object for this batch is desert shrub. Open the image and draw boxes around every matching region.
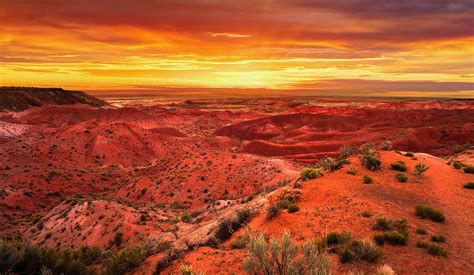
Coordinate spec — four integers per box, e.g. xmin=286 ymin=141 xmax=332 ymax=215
xmin=320 ymin=157 xmax=347 ymax=171
xmin=78 ymin=246 xmax=102 ymax=265
xmin=453 ymin=161 xmax=463 ymax=169
xmin=287 ymin=204 xmax=300 ymax=213
xmin=276 ymin=199 xmax=291 ymax=209
xmin=213 ymin=208 xmax=253 ymax=244
xmin=363 ymin=175 xmax=373 ymax=184
xmin=360 ymin=211 xmax=372 ymax=218
xmin=431 ymin=235 xmax=446 ymax=243
xmin=230 ymin=234 xmax=250 ymax=249
xmin=181 ymin=213 xmax=192 ymax=223
xmin=339 ymin=240 xmax=383 ymax=263
xmin=376 ymin=264 xmax=395 ymax=275
xmin=404 ymin=152 xmax=414 ymax=157
xmin=359 ymin=143 xmax=381 ymax=170
xmin=380 ymin=140 xmax=392 ymax=151
xmin=390 ymin=161 xmax=407 ymax=172
xmin=113 ymin=231 xmax=123 ymax=246
xmin=300 ymin=168 xmax=322 ymax=181
xmin=416 ymin=228 xmax=427 ymax=235
xmin=347 ymin=167 xmax=358 ymax=175
xmin=104 ymin=244 xmax=147 ymax=275
xmin=243 ymin=232 xmax=330 ymax=275
xmin=463 ymin=182 xmax=474 ymax=189
xmin=463 ymin=166 xmax=474 ymax=174
xmin=373 ymin=217 xmax=408 ymax=236
xmin=396 ymin=173 xmax=408 ymax=183
xmin=373 ymin=231 xmax=407 ymax=246
xmin=323 ymin=231 xmax=351 ymax=246
xmin=0 ymin=238 xmax=94 ymax=275
xmin=416 ymin=241 xmax=447 ymax=256
xmin=339 ymin=145 xmax=357 ymax=159
xmin=266 ymin=204 xmax=280 ymax=220
xmin=414 ymin=163 xmax=429 ymax=177
xmin=415 ymin=205 xmax=445 ymax=223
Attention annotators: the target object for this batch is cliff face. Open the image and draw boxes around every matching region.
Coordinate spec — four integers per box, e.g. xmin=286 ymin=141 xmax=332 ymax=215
xmin=0 ymin=87 xmax=107 ymax=111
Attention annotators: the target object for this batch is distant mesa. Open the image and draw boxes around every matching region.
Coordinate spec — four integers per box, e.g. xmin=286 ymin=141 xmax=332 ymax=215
xmin=0 ymin=86 xmax=107 ymax=112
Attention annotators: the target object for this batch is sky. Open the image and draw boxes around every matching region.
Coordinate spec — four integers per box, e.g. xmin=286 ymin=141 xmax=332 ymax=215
xmin=0 ymin=0 xmax=473 ymax=97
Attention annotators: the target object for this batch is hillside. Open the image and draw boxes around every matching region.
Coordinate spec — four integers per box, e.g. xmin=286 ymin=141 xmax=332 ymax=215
xmin=0 ymin=87 xmax=107 ymax=111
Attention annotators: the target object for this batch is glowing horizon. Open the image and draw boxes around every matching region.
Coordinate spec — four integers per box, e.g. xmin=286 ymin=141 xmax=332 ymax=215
xmin=0 ymin=1 xmax=473 ymax=97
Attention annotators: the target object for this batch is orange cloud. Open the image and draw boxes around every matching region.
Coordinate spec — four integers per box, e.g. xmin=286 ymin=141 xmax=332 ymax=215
xmin=0 ymin=0 xmax=472 ymax=97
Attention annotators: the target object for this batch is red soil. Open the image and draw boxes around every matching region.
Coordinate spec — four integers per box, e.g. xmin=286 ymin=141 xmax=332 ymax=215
xmin=0 ymin=96 xmax=472 ymax=274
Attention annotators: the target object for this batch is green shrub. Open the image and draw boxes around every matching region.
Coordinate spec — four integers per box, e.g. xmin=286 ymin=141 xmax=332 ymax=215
xmin=359 ymin=143 xmax=382 ymax=170
xmin=113 ymin=231 xmax=123 ymax=246
xmin=416 ymin=241 xmax=447 ymax=256
xmin=104 ymin=244 xmax=147 ymax=275
xmin=323 ymin=231 xmax=351 ymax=246
xmin=453 ymin=161 xmax=463 ymax=169
xmin=360 ymin=211 xmax=372 ymax=218
xmin=463 ymin=182 xmax=474 ymax=189
xmin=391 ymin=161 xmax=407 ymax=172
xmin=276 ymin=199 xmax=291 ymax=209
xmin=287 ymin=204 xmax=300 ymax=213
xmin=181 ymin=213 xmax=192 ymax=223
xmin=300 ymin=168 xmax=322 ymax=181
xmin=347 ymin=168 xmax=357 ymax=175
xmin=0 ymin=238 xmax=95 ymax=274
xmin=463 ymin=166 xmax=474 ymax=174
xmin=363 ymin=175 xmax=373 ymax=184
xmin=374 ymin=231 xmax=407 ymax=246
xmin=396 ymin=173 xmax=408 ymax=183
xmin=404 ymin=152 xmax=414 ymax=157
xmin=431 ymin=235 xmax=446 ymax=243
xmin=372 ymin=217 xmax=408 ymax=236
xmin=230 ymin=234 xmax=250 ymax=249
xmin=414 ymin=163 xmax=429 ymax=177
xmin=339 ymin=240 xmax=383 ymax=263
xmin=415 ymin=205 xmax=445 ymax=223
xmin=244 ymin=232 xmax=329 ymax=274
xmin=266 ymin=204 xmax=280 ymax=220
xmin=320 ymin=157 xmax=347 ymax=171
xmin=416 ymin=228 xmax=427 ymax=235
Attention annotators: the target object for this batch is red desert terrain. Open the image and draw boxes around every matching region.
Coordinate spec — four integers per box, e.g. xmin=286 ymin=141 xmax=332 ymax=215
xmin=0 ymin=87 xmax=473 ymax=274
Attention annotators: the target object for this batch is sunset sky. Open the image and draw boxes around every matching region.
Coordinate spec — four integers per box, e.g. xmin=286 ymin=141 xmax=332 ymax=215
xmin=0 ymin=0 xmax=473 ymax=97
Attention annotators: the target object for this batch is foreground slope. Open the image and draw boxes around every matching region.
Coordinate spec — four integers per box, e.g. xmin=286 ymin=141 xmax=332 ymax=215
xmin=161 ymin=151 xmax=474 ymax=274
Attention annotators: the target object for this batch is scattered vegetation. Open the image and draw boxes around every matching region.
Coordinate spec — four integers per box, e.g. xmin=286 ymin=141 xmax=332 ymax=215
xmin=391 ymin=161 xmax=407 ymax=172
xmin=360 ymin=211 xmax=372 ymax=218
xmin=380 ymin=140 xmax=392 ymax=151
xmin=213 ymin=208 xmax=253 ymax=244
xmin=431 ymin=235 xmax=446 ymax=243
xmin=416 ymin=241 xmax=448 ymax=256
xmin=404 ymin=152 xmax=414 ymax=157
xmin=339 ymin=145 xmax=357 ymax=159
xmin=322 ymin=231 xmax=351 ymax=246
xmin=104 ymin=244 xmax=149 ymax=275
xmin=320 ymin=157 xmax=348 ymax=171
xmin=339 ymin=240 xmax=383 ymax=263
xmin=415 ymin=205 xmax=445 ymax=223
xmin=300 ymin=168 xmax=323 ymax=181
xmin=363 ymin=175 xmax=373 ymax=184
xmin=416 ymin=228 xmax=427 ymax=235
xmin=463 ymin=182 xmax=474 ymax=189
xmin=372 ymin=217 xmax=408 ymax=246
xmin=396 ymin=173 xmax=408 ymax=183
xmin=359 ymin=143 xmax=382 ymax=171
xmin=347 ymin=167 xmax=358 ymax=175
xmin=463 ymin=166 xmax=474 ymax=174
xmin=266 ymin=204 xmax=281 ymax=220
xmin=453 ymin=161 xmax=464 ymax=169
xmin=0 ymin=238 xmax=97 ymax=274
xmin=414 ymin=163 xmax=429 ymax=177
xmin=287 ymin=203 xmax=300 ymax=213
xmin=243 ymin=232 xmax=330 ymax=274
